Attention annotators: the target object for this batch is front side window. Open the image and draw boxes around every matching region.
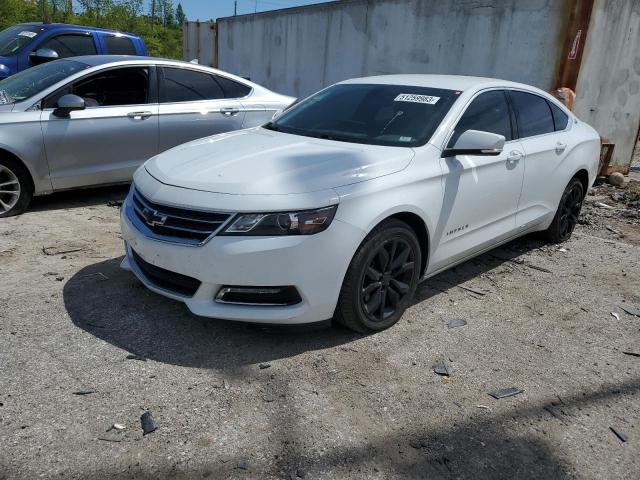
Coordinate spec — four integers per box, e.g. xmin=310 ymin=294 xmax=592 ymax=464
xmin=266 ymin=83 xmax=459 ymax=147
xmin=448 ymin=90 xmax=512 ymax=147
xmin=39 ymin=33 xmax=97 ymax=58
xmin=105 ymin=35 xmax=137 ymax=55
xmin=510 ymin=91 xmax=555 ymax=138
xmin=161 ymin=67 xmax=225 ymax=102
xmin=0 ymin=59 xmax=88 ymax=104
xmin=44 ymin=67 xmax=150 ymax=108
xmin=0 ymin=25 xmax=43 ymax=56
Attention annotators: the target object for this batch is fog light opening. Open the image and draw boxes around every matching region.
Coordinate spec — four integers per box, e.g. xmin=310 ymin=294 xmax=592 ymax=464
xmin=215 ymin=286 xmax=302 ymax=306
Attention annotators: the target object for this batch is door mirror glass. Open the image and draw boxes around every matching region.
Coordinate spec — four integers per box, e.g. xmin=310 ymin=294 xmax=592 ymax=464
xmin=53 ymin=94 xmax=85 ymax=117
xmin=30 ymin=48 xmax=59 ymax=64
xmin=443 ymin=129 xmax=505 ymax=157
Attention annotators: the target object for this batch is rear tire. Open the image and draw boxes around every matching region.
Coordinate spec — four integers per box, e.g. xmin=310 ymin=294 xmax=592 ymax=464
xmin=544 ymin=177 xmax=584 ymax=243
xmin=334 ymin=219 xmax=421 ymax=333
xmin=0 ymin=156 xmax=32 ymax=218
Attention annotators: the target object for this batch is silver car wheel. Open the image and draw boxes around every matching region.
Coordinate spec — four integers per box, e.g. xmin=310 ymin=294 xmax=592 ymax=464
xmin=0 ymin=164 xmax=21 ymax=214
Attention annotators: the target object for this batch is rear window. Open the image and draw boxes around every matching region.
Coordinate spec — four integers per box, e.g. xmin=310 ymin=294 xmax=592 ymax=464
xmin=216 ymin=75 xmax=251 ymax=98
xmin=548 ymin=101 xmax=569 ymax=131
xmin=161 ymin=67 xmax=225 ymax=102
xmin=105 ymin=35 xmax=137 ymax=55
xmin=510 ymin=91 xmax=555 ymax=138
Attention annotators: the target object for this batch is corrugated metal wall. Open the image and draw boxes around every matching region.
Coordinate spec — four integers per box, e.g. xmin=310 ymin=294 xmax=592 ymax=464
xmin=182 ymin=21 xmax=217 ymax=67
xmin=572 ymin=0 xmax=640 ymax=172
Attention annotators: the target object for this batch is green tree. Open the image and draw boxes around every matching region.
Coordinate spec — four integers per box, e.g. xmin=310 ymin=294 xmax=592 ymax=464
xmin=175 ymin=2 xmax=186 ymax=26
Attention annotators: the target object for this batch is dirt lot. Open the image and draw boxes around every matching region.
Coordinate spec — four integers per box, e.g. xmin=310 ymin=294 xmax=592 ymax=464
xmin=1 ymin=180 xmax=639 ymax=480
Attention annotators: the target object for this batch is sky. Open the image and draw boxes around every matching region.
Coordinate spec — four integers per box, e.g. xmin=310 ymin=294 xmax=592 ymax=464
xmin=170 ymin=0 xmax=333 ymax=21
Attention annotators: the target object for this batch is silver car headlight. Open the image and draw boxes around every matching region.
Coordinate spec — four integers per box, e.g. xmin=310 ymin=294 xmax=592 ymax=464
xmin=220 ymin=205 xmax=338 ymax=236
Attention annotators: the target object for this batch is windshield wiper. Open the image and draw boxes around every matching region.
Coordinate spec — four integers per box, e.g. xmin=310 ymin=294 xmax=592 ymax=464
xmin=262 ymin=122 xmax=280 ymax=132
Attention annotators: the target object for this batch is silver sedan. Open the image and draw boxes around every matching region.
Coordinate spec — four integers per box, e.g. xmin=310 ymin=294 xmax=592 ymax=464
xmin=0 ymin=56 xmax=295 ymax=216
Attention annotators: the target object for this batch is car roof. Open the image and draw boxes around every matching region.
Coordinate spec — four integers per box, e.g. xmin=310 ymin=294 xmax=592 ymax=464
xmin=339 ymin=74 xmax=537 ymax=92
xmin=19 ymin=22 xmax=139 ymax=37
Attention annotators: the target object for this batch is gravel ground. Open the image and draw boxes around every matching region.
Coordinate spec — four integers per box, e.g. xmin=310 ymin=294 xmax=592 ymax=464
xmin=1 ymin=184 xmax=639 ymax=480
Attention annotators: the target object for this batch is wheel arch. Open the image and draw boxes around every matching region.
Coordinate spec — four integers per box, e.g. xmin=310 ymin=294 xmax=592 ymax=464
xmin=572 ymin=168 xmax=589 ymax=197
xmin=0 ymin=147 xmax=36 ymax=194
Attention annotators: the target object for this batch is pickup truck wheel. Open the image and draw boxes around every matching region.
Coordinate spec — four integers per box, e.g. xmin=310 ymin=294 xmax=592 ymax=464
xmin=544 ymin=177 xmax=584 ymax=243
xmin=0 ymin=158 xmax=32 ymax=218
xmin=335 ymin=219 xmax=421 ymax=333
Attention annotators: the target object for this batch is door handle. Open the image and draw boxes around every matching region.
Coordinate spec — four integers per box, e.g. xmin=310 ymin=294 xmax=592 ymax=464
xmin=220 ymin=107 xmax=240 ymax=117
xmin=555 ymin=142 xmax=567 ymax=154
xmin=127 ymin=111 xmax=152 ymax=120
xmin=506 ymin=151 xmax=523 ymax=164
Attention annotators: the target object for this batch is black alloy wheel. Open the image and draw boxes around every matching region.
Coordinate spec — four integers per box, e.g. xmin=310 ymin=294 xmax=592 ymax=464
xmin=545 ymin=177 xmax=584 ymax=243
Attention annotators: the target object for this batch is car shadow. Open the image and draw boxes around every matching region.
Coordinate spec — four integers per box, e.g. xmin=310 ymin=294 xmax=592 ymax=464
xmin=29 ymin=184 xmax=130 ymax=213
xmin=63 ymin=235 xmax=546 ymax=372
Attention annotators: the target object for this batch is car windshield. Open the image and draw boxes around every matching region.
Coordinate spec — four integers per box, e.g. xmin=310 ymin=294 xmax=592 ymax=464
xmin=0 ymin=59 xmax=88 ymax=104
xmin=265 ymin=83 xmax=460 ymax=147
xmin=0 ymin=25 xmax=42 ymax=56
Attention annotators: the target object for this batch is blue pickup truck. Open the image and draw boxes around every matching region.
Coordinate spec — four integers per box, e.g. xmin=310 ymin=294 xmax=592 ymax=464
xmin=0 ymin=23 xmax=147 ymax=79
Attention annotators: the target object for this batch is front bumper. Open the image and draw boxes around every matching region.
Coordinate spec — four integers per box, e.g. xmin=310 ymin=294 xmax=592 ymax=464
xmin=120 ymin=195 xmax=365 ymax=324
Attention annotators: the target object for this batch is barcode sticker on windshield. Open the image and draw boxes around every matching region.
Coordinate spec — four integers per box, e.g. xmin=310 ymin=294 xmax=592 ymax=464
xmin=19 ymin=31 xmax=38 ymax=38
xmin=394 ymin=93 xmax=440 ymax=105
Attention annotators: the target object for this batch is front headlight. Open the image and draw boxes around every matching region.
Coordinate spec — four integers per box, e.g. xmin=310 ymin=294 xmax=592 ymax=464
xmin=220 ymin=205 xmax=338 ymax=236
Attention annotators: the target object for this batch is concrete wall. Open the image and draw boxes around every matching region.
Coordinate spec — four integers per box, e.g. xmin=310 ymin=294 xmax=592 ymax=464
xmin=217 ymin=0 xmax=571 ymax=99
xmin=573 ymin=0 xmax=640 ymax=171
xmin=182 ymin=21 xmax=217 ymax=67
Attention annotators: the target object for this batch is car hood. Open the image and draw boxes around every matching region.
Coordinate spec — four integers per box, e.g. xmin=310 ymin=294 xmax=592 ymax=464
xmin=145 ymin=127 xmax=415 ymax=195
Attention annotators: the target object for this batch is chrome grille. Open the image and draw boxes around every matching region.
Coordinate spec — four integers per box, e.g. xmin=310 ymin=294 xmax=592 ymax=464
xmin=128 ymin=187 xmax=232 ymax=245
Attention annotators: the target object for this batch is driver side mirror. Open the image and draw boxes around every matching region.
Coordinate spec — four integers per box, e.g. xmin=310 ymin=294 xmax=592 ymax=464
xmin=442 ymin=130 xmax=505 ymax=157
xmin=30 ymin=48 xmax=59 ymax=65
xmin=53 ymin=94 xmax=85 ymax=118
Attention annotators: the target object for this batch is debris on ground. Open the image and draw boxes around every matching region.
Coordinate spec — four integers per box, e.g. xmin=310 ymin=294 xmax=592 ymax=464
xmin=98 ymin=430 xmax=124 ymax=442
xmin=238 ymin=457 xmax=250 ymax=470
xmin=125 ymin=354 xmax=147 ymax=361
xmin=107 ymin=200 xmax=123 ymax=208
xmin=108 ymin=423 xmax=126 ymax=431
xmin=622 ymin=351 xmax=640 ymax=357
xmin=488 ymin=387 xmax=524 ymax=399
xmin=72 ymin=390 xmax=97 ymax=396
xmin=140 ymin=411 xmax=157 ymax=435
xmin=259 ymin=362 xmax=271 ymax=369
xmin=608 ymin=172 xmax=625 ymax=186
xmin=611 ymin=312 xmax=620 ymax=321
xmin=432 ymin=358 xmax=452 ymax=376
xmin=55 ymin=276 xmax=64 ymax=282
xmin=610 ymin=426 xmax=628 ymax=442
xmin=447 ymin=319 xmax=467 ymax=328
xmin=476 ymin=405 xmax=492 ymax=412
xmin=42 ymin=244 xmax=85 ymax=256
xmin=458 ymin=285 xmax=486 ymax=296
xmin=620 ymin=304 xmax=640 ymax=317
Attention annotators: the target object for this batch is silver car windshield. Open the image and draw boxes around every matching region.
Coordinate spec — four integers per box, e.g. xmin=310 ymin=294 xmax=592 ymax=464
xmin=0 ymin=25 xmax=42 ymax=56
xmin=0 ymin=59 xmax=88 ymax=104
xmin=265 ymin=83 xmax=460 ymax=147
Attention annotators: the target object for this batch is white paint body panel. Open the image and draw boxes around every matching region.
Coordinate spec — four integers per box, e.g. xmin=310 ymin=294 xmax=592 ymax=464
xmin=121 ymin=75 xmax=600 ymax=324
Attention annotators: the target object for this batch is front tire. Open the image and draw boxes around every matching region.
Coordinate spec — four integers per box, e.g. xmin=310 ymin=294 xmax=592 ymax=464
xmin=334 ymin=219 xmax=421 ymax=333
xmin=0 ymin=157 xmax=32 ymax=218
xmin=544 ymin=177 xmax=584 ymax=243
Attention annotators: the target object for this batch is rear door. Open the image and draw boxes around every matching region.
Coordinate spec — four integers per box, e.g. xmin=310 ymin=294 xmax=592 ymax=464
xmin=509 ymin=90 xmax=573 ymax=227
xmin=41 ymin=65 xmax=159 ymax=190
xmin=431 ymin=89 xmax=525 ymax=270
xmin=157 ymin=66 xmax=246 ymax=152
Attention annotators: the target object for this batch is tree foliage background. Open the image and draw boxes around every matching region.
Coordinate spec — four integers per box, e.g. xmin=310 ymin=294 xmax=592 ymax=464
xmin=0 ymin=0 xmax=186 ymax=59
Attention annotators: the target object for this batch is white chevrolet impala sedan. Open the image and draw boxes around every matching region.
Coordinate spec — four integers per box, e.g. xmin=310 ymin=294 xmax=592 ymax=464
xmin=120 ymin=75 xmax=600 ymax=332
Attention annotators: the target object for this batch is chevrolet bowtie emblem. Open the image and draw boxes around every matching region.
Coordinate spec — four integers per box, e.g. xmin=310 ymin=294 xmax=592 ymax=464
xmin=141 ymin=207 xmax=168 ymax=227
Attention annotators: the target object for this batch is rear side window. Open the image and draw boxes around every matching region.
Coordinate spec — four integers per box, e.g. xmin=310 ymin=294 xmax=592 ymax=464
xmin=510 ymin=91 xmax=555 ymax=138
xmin=216 ymin=75 xmax=251 ymax=98
xmin=161 ymin=67 xmax=225 ymax=102
xmin=105 ymin=35 xmax=136 ymax=55
xmin=548 ymin=101 xmax=569 ymax=131
xmin=448 ymin=90 xmax=512 ymax=147
xmin=39 ymin=34 xmax=97 ymax=57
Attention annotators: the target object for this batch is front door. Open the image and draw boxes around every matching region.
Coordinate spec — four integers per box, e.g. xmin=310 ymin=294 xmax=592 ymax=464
xmin=41 ymin=66 xmax=159 ymax=190
xmin=157 ymin=66 xmax=246 ymax=152
xmin=430 ymin=90 xmax=525 ymax=271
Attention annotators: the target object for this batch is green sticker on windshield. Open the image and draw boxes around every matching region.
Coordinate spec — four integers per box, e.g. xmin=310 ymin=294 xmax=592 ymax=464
xmin=399 ymin=136 xmax=413 ymax=142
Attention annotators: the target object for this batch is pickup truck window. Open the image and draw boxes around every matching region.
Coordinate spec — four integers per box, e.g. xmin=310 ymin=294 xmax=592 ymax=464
xmin=39 ymin=33 xmax=97 ymax=58
xmin=105 ymin=35 xmax=136 ymax=55
xmin=0 ymin=25 xmax=42 ymax=56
